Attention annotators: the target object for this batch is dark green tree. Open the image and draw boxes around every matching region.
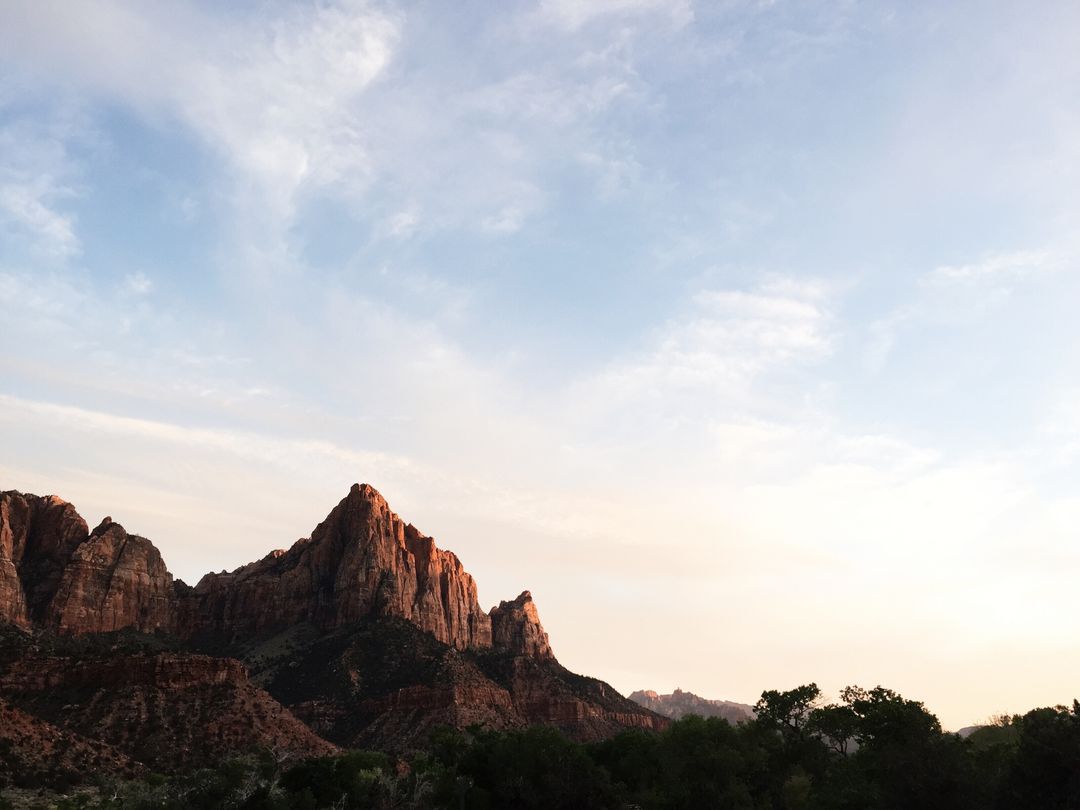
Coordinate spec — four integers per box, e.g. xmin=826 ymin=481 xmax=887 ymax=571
xmin=754 ymin=684 xmax=822 ymax=743
xmin=997 ymin=702 xmax=1080 ymax=809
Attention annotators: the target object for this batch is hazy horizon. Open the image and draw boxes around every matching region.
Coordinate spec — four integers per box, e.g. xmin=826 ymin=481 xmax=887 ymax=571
xmin=3 ymin=0 xmax=1080 ymax=731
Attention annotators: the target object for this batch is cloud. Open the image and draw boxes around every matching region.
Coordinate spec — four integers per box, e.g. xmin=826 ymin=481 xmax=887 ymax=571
xmin=480 ymin=206 xmax=526 ymax=234
xmin=0 ymin=0 xmax=698 ymax=256
xmin=375 ymin=206 xmax=420 ymax=240
xmin=538 ymin=0 xmax=694 ymax=31
xmin=0 ymin=0 xmax=401 ymax=239
xmin=586 ymin=278 xmax=833 ymax=407
xmin=179 ymin=2 xmax=400 ymax=209
xmin=0 ymin=182 xmax=79 ymax=260
xmin=0 ymin=111 xmax=82 ymax=260
xmin=122 ymin=272 xmax=153 ymax=296
xmin=865 ymin=247 xmax=1066 ymax=372
xmin=922 ymin=249 xmax=1059 ymax=288
xmin=0 ymin=268 xmax=278 ymax=416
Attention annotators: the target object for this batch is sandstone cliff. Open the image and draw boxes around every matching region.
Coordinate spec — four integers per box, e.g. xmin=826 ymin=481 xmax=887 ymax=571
xmin=1 ymin=485 xmax=504 ymax=649
xmin=490 ymin=590 xmax=553 ymax=659
xmin=0 ymin=483 xmax=667 ymax=756
xmin=0 ymin=492 xmax=89 ymax=628
xmin=187 ymin=484 xmax=493 ymax=649
xmin=48 ymin=517 xmax=177 ymax=635
xmin=0 ymin=484 xmax=547 ymax=655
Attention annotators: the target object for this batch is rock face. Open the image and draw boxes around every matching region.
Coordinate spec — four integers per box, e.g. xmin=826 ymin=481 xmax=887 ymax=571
xmin=48 ymin=517 xmax=178 ymax=635
xmin=490 ymin=590 xmax=553 ymax=659
xmin=0 ymin=483 xmax=668 ymax=763
xmin=188 ymin=484 xmax=493 ymax=649
xmin=629 ymin=687 xmax=755 ymax=724
xmin=1 ymin=485 xmax=498 ymax=648
xmin=0 ymin=651 xmax=247 ymax=694
xmin=0 ymin=492 xmax=89 ymax=628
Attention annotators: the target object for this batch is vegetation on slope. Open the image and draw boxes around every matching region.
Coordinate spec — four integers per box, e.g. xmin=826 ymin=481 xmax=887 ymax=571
xmin=5 ymin=682 xmax=1080 ymax=809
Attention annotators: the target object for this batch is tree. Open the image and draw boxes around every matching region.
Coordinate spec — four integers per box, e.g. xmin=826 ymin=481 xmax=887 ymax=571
xmin=839 ymin=686 xmax=940 ymax=750
xmin=829 ymin=685 xmax=978 ymax=810
xmin=998 ymin=702 xmax=1080 ymax=808
xmin=807 ymin=704 xmax=860 ymax=756
xmin=754 ymin=684 xmax=822 ymax=743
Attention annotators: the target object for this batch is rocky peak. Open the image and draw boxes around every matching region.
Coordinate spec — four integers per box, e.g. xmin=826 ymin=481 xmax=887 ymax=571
xmin=0 ymin=483 xmax=671 ymax=760
xmin=490 ymin=590 xmax=553 ymax=659
xmin=0 ymin=491 xmax=89 ymax=628
xmin=1 ymin=485 xmax=567 ymax=659
xmin=47 ymin=517 xmax=177 ymax=635
xmin=187 ymin=484 xmax=494 ymax=649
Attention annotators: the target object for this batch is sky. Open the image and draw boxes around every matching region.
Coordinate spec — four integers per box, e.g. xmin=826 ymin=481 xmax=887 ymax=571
xmin=2 ymin=0 xmax=1080 ymax=730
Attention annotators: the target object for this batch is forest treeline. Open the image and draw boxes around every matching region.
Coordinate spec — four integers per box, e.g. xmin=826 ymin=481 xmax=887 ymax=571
xmin=15 ymin=683 xmax=1080 ymax=809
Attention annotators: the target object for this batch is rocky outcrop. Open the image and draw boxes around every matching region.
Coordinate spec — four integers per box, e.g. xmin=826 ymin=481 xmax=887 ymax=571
xmin=490 ymin=590 xmax=553 ymax=659
xmin=1 ymin=485 xmax=498 ymax=650
xmin=0 ymin=483 xmax=668 ymax=755
xmin=629 ymin=688 xmax=754 ymax=724
xmin=47 ymin=518 xmax=178 ymax=635
xmin=0 ymin=492 xmax=89 ymax=628
xmin=187 ymin=484 xmax=493 ymax=649
xmin=0 ymin=651 xmax=246 ymax=693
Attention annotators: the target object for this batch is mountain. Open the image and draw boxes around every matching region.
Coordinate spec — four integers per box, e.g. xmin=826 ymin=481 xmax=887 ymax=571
xmin=0 ymin=484 xmax=665 ymax=781
xmin=629 ymin=688 xmax=755 ymax=724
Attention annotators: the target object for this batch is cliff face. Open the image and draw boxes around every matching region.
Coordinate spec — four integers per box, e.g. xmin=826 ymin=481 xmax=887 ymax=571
xmin=0 ymin=492 xmax=89 ymax=628
xmin=490 ymin=590 xmax=553 ymax=659
xmin=0 ymin=485 xmax=497 ymax=649
xmin=0 ymin=483 xmax=667 ymax=757
xmin=48 ymin=518 xmax=178 ymax=635
xmin=188 ymin=484 xmax=493 ymax=649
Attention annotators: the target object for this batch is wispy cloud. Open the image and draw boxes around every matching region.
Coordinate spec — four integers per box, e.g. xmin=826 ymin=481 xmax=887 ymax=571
xmin=865 ymin=247 xmax=1066 ymax=372
xmin=538 ymin=0 xmax=694 ymax=31
xmin=922 ymin=249 xmax=1059 ymax=287
xmin=121 ymin=272 xmax=153 ymax=296
xmin=583 ymin=278 xmax=833 ymax=413
xmin=0 ymin=0 xmax=401 ymax=255
xmin=0 ymin=111 xmax=82 ymax=260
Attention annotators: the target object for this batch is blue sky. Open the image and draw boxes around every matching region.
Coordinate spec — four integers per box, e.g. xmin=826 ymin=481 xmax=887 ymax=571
xmin=3 ymin=0 xmax=1080 ymax=728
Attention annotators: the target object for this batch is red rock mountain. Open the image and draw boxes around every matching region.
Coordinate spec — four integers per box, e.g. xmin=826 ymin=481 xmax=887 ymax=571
xmin=183 ymin=484 xmax=493 ymax=648
xmin=1 ymin=484 xmax=530 ymax=652
xmin=629 ymin=687 xmax=755 ymax=724
xmin=490 ymin=590 xmax=553 ymax=658
xmin=0 ymin=492 xmax=90 ymax=628
xmin=0 ymin=483 xmax=665 ymax=773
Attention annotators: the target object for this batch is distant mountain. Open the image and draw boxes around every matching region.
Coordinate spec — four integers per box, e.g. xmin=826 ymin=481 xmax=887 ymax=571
xmin=630 ymin=688 xmax=755 ymax=723
xmin=0 ymin=484 xmax=666 ymax=785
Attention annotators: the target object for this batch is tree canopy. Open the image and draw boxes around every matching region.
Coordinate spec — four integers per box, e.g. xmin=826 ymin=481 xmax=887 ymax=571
xmin=23 ymin=683 xmax=1080 ymax=809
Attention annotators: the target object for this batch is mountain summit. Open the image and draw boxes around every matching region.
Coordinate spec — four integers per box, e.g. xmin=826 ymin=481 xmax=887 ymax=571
xmin=1 ymin=484 xmax=543 ymax=655
xmin=0 ymin=484 xmax=664 ymax=777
